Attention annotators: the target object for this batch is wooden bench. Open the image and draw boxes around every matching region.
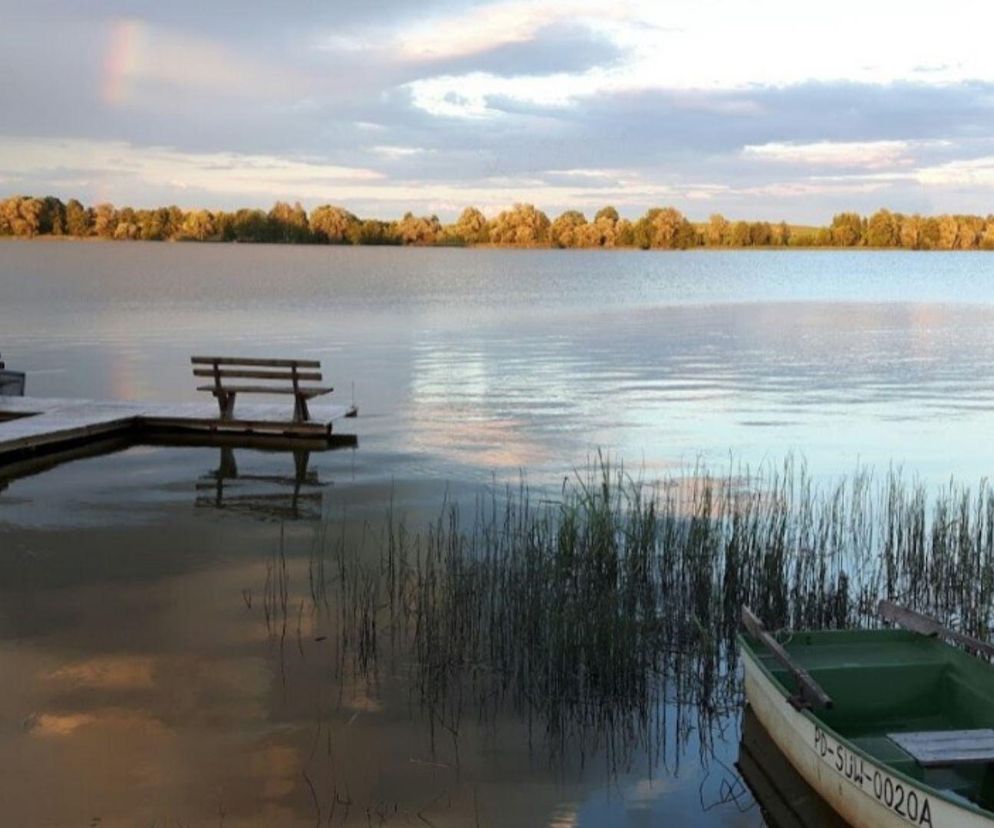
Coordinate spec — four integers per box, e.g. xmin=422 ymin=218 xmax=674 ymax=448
xmin=192 ymin=356 xmax=333 ymax=423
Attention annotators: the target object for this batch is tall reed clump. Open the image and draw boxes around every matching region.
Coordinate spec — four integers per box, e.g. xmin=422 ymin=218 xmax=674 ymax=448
xmin=306 ymin=457 xmax=994 ymax=769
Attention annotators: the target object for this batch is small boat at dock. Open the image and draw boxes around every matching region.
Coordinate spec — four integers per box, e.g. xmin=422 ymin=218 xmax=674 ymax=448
xmin=740 ymin=601 xmax=994 ymax=827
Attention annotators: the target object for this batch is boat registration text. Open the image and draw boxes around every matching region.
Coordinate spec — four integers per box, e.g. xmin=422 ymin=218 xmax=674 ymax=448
xmin=814 ymin=726 xmax=934 ymax=827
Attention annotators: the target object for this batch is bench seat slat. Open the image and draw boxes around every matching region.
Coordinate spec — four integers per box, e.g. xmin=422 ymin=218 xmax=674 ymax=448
xmin=191 ymin=356 xmax=321 ymax=369
xmin=193 ymin=369 xmax=323 ymax=381
xmin=197 ymin=385 xmax=333 ymax=397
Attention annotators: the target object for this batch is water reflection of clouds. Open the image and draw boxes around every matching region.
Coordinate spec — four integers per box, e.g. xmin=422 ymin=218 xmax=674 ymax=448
xmin=408 ymin=341 xmax=556 ymax=471
xmin=0 ymin=521 xmax=739 ymax=827
xmin=48 ymin=655 xmax=156 ymax=689
xmin=401 ymin=300 xmax=994 ymax=482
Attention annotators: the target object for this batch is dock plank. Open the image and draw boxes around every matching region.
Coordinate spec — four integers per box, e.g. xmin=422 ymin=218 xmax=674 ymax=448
xmin=0 ymin=396 xmax=356 ymax=465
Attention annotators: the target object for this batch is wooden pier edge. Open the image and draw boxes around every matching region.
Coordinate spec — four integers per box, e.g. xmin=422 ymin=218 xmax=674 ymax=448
xmin=0 ymin=397 xmax=357 ymax=469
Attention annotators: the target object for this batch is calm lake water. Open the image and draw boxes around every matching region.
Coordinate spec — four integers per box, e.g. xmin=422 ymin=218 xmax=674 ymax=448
xmin=2 ymin=240 xmax=994 ymax=826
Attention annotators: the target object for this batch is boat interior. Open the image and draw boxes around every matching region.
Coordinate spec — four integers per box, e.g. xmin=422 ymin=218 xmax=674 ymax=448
xmin=748 ymin=628 xmax=994 ymax=812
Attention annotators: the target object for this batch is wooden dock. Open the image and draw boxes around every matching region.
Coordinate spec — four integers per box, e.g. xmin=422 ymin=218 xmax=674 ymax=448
xmin=0 ymin=395 xmax=357 ymax=466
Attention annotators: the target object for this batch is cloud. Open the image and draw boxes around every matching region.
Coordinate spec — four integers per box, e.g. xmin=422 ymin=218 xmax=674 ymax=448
xmin=0 ymin=137 xmax=383 ymax=202
xmin=916 ymin=156 xmax=994 ymax=187
xmin=102 ymin=18 xmax=303 ymax=106
xmin=371 ymin=145 xmax=429 ymax=159
xmin=416 ymin=23 xmax=626 ymax=78
xmin=742 ymin=141 xmax=918 ymax=170
xmin=394 ymin=0 xmax=626 ymax=62
xmin=5 ymin=3 xmax=994 ymax=222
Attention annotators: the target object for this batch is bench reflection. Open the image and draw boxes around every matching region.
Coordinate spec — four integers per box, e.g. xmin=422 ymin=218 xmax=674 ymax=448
xmin=195 ymin=445 xmax=330 ymax=521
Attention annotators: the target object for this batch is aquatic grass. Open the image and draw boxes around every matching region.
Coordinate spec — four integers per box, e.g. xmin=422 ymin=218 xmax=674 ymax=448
xmin=300 ymin=457 xmax=994 ymax=772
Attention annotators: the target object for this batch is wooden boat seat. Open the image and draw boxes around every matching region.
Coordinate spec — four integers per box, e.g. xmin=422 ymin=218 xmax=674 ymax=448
xmin=850 ymin=735 xmax=919 ymax=774
xmin=889 ymin=729 xmax=994 ymax=767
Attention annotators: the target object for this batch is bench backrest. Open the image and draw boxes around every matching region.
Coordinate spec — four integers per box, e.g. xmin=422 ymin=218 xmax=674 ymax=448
xmin=191 ymin=356 xmax=322 ymax=391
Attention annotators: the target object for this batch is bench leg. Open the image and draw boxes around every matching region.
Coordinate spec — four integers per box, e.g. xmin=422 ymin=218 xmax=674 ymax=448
xmin=292 ymin=449 xmax=310 ymax=483
xmin=217 ymin=391 xmax=237 ymax=421
xmin=293 ymin=395 xmax=310 ymax=423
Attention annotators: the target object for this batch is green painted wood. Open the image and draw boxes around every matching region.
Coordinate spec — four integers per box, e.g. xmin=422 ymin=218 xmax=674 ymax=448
xmin=740 ymin=626 xmax=994 ymax=814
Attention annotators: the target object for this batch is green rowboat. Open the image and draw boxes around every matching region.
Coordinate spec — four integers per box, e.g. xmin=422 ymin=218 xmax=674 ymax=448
xmin=739 ymin=603 xmax=994 ymax=827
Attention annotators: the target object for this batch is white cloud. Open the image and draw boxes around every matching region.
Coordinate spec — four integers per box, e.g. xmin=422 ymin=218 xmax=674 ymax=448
xmin=408 ymin=69 xmax=612 ymax=118
xmin=738 ymin=180 xmax=892 ymax=199
xmin=370 ymin=145 xmax=428 ymax=159
xmin=0 ymin=135 xmax=684 ymax=211
xmin=396 ymin=0 xmax=994 ymax=117
xmin=543 ymin=168 xmax=631 ymax=178
xmin=742 ymin=141 xmax=918 ymax=170
xmin=0 ymin=137 xmax=383 ymax=201
xmin=915 ymin=156 xmax=994 ymax=187
xmin=394 ymin=0 xmax=631 ymax=62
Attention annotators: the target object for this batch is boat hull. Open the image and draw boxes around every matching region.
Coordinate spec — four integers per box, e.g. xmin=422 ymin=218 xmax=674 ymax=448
xmin=742 ymin=648 xmax=991 ymax=828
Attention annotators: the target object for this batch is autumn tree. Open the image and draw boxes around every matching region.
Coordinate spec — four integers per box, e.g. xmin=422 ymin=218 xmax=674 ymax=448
xmin=310 ymin=205 xmax=359 ymax=244
xmin=0 ymin=196 xmax=45 ymax=237
xmin=231 ymin=208 xmax=271 ymax=242
xmin=269 ymin=201 xmax=310 ymax=243
xmin=898 ymin=214 xmax=922 ymax=249
xmin=634 ymin=207 xmax=695 ymax=249
xmin=614 ymin=218 xmax=634 ymax=247
xmin=866 ymin=209 xmax=898 ymax=247
xmin=705 ymin=214 xmax=730 ymax=246
xmin=178 ymin=209 xmax=217 ymax=241
xmin=65 ymin=199 xmax=91 ymax=236
xmin=488 ymin=203 xmax=551 ymax=246
xmin=981 ymin=219 xmax=994 ymax=251
xmin=93 ymin=203 xmax=117 ymax=239
xmin=550 ymin=210 xmax=587 ymax=248
xmin=956 ymin=215 xmax=982 ymax=250
xmin=730 ymin=220 xmax=751 ymax=247
xmin=749 ymin=222 xmax=771 ymax=246
xmin=449 ymin=206 xmax=490 ymax=244
xmin=770 ymin=221 xmax=790 ymax=246
xmin=830 ymin=213 xmax=864 ymax=247
xmin=394 ymin=212 xmax=442 ymax=245
xmin=356 ymin=219 xmax=399 ymax=245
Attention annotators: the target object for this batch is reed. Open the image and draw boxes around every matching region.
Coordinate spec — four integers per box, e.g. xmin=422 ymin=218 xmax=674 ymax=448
xmin=304 ymin=457 xmax=994 ymax=770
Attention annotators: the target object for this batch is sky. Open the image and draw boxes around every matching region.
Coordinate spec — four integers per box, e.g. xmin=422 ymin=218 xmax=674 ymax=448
xmin=3 ymin=1 xmax=994 ymax=222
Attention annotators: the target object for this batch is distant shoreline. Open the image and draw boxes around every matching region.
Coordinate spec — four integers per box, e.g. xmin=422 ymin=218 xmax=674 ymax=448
xmin=2 ymin=195 xmax=992 ymax=251
xmin=2 ymin=236 xmax=989 ymax=253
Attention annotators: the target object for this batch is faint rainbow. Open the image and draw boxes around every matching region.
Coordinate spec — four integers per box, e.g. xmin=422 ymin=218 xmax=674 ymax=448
xmin=102 ymin=19 xmax=147 ymax=106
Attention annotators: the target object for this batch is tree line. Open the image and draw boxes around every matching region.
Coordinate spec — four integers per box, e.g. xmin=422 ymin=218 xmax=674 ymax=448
xmin=2 ymin=195 xmax=994 ymax=250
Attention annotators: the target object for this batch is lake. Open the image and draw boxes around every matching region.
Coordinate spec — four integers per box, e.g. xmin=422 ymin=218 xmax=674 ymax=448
xmin=2 ymin=240 xmax=994 ymax=826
